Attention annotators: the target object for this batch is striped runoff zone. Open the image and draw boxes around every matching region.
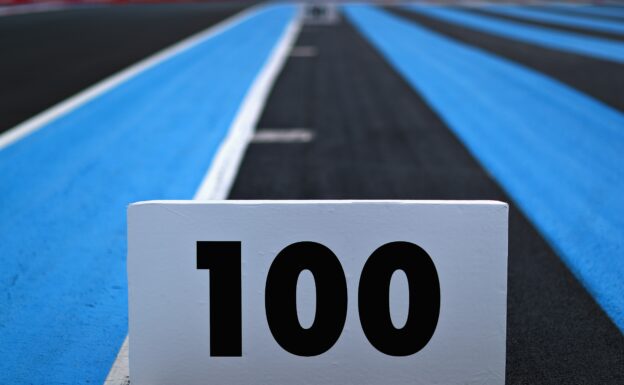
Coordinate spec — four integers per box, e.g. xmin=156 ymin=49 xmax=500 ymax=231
xmin=547 ymin=4 xmax=624 ymax=20
xmin=483 ymin=5 xmax=624 ymax=35
xmin=344 ymin=5 xmax=624 ymax=332
xmin=0 ymin=4 xmax=297 ymax=384
xmin=405 ymin=5 xmax=624 ymax=64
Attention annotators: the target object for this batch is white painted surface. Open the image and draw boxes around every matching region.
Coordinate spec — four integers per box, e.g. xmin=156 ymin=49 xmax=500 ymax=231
xmin=251 ymin=128 xmax=314 ymax=143
xmin=296 ymin=269 xmax=317 ymax=329
xmin=389 ymin=269 xmax=410 ymax=329
xmin=290 ymin=46 xmax=319 ymax=57
xmin=128 ymin=200 xmax=508 ymax=385
xmin=103 ymin=337 xmax=130 ymax=385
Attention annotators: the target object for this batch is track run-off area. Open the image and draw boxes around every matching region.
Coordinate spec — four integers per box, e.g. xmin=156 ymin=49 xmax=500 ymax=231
xmin=0 ymin=2 xmax=623 ymax=384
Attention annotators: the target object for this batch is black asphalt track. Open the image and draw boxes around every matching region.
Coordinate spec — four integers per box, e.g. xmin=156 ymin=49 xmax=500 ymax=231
xmin=0 ymin=3 xmax=251 ymax=133
xmin=228 ymin=18 xmax=624 ymax=384
xmin=468 ymin=6 xmax=624 ymax=42
xmin=387 ymin=7 xmax=624 ymax=112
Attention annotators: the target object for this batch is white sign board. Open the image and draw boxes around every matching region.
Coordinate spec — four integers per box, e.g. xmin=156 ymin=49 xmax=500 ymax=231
xmin=128 ymin=200 xmax=507 ymax=385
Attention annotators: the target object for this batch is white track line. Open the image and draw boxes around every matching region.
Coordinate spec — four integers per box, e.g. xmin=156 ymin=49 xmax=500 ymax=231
xmin=0 ymin=4 xmax=263 ymax=151
xmin=193 ymin=9 xmax=302 ymax=200
xmin=103 ymin=5 xmax=302 ymax=385
xmin=104 ymin=337 xmax=130 ymax=385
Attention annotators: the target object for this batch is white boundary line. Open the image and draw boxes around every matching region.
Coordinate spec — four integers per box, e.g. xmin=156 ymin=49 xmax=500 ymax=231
xmin=0 ymin=4 xmax=263 ymax=151
xmin=104 ymin=337 xmax=130 ymax=385
xmin=103 ymin=5 xmax=303 ymax=385
xmin=192 ymin=7 xmax=302 ymax=200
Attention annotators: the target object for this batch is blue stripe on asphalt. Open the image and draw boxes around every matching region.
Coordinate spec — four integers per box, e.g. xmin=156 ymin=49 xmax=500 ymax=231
xmin=0 ymin=4 xmax=295 ymax=384
xmin=404 ymin=5 xmax=624 ymax=64
xmin=548 ymin=4 xmax=624 ymax=20
xmin=345 ymin=4 xmax=624 ymax=331
xmin=484 ymin=5 xmax=624 ymax=35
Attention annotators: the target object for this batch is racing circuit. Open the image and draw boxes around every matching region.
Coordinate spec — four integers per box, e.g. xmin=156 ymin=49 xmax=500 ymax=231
xmin=0 ymin=1 xmax=623 ymax=384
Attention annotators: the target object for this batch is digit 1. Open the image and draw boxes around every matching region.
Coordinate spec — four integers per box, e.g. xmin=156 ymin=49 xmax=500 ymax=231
xmin=358 ymin=241 xmax=440 ymax=356
xmin=265 ymin=242 xmax=347 ymax=356
xmin=197 ymin=241 xmax=242 ymax=357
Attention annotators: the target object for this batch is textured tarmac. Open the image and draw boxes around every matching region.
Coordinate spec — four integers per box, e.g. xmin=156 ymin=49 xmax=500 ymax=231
xmin=0 ymin=3 xmax=249 ymax=133
xmin=229 ymin=17 xmax=624 ymax=384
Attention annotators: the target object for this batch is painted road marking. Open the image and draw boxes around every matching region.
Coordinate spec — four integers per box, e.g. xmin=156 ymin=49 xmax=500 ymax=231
xmin=252 ymin=128 xmax=314 ymax=143
xmin=290 ymin=46 xmax=319 ymax=57
xmin=0 ymin=4 xmax=299 ymax=385
xmin=192 ymin=14 xmax=302 ymax=201
xmin=104 ymin=338 xmax=130 ymax=385
xmin=484 ymin=5 xmax=624 ymax=35
xmin=404 ymin=5 xmax=624 ymax=63
xmin=345 ymin=5 xmax=624 ymax=332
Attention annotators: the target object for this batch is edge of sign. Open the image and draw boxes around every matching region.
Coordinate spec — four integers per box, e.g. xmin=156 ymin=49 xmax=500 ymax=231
xmin=131 ymin=199 xmax=509 ymax=207
xmin=104 ymin=5 xmax=303 ymax=385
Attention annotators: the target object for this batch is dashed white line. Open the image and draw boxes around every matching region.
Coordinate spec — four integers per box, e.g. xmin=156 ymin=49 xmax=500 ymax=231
xmin=290 ymin=46 xmax=319 ymax=57
xmin=252 ymin=128 xmax=314 ymax=143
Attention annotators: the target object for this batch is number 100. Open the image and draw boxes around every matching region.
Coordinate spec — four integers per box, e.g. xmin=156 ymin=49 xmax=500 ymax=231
xmin=197 ymin=241 xmax=440 ymax=357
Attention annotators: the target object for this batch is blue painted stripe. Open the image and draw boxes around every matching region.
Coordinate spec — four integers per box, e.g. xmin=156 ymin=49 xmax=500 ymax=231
xmin=404 ymin=5 xmax=624 ymax=63
xmin=0 ymin=5 xmax=295 ymax=384
xmin=345 ymin=5 xmax=624 ymax=331
xmin=484 ymin=5 xmax=624 ymax=35
xmin=548 ymin=4 xmax=624 ymax=19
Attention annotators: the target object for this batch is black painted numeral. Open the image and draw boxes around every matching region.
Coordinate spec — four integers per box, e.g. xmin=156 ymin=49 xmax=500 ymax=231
xmin=197 ymin=240 xmax=440 ymax=357
xmin=358 ymin=242 xmax=440 ymax=356
xmin=265 ymin=242 xmax=348 ymax=356
xmin=197 ymin=241 xmax=242 ymax=357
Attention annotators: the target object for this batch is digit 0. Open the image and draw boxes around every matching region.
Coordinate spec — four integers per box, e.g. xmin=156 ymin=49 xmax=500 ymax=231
xmin=265 ymin=242 xmax=348 ymax=356
xmin=358 ymin=242 xmax=440 ymax=356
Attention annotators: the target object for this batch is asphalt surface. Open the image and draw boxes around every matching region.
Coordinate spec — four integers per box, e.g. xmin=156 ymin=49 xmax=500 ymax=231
xmin=387 ymin=7 xmax=624 ymax=112
xmin=229 ymin=16 xmax=624 ymax=384
xmin=0 ymin=2 xmax=250 ymax=133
